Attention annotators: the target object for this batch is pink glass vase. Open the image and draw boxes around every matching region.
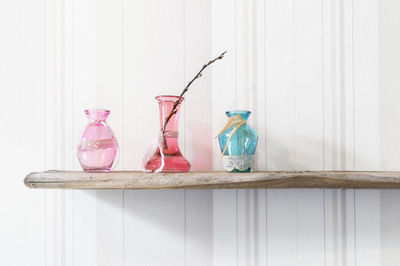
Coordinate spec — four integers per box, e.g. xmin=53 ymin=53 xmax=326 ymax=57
xmin=145 ymin=95 xmax=191 ymax=172
xmin=77 ymin=109 xmax=118 ymax=172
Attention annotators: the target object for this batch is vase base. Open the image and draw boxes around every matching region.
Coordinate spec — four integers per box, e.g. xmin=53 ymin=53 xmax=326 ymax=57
xmin=228 ymin=168 xmax=251 ymax=173
xmin=145 ymin=154 xmax=191 ymax=173
xmin=81 ymin=165 xmax=112 ymax=172
xmin=83 ymin=168 xmax=111 ymax=172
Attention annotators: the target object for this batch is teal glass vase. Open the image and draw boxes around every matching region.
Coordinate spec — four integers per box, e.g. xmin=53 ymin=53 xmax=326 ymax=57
xmin=217 ymin=110 xmax=258 ymax=172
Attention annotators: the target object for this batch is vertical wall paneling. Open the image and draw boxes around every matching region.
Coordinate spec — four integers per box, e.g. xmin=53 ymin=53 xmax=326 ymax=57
xmin=263 ymin=0 xmax=295 ymax=265
xmin=267 ymin=0 xmax=325 ymax=265
xmin=44 ymin=0 xmax=75 ymax=264
xmin=237 ymin=190 xmax=254 ymax=266
xmin=322 ymin=0 xmax=339 ymax=263
xmin=236 ymin=0 xmax=255 ymax=112
xmin=255 ymin=0 xmax=266 ymax=171
xmin=43 ymin=4 xmax=58 ymax=262
xmin=256 ymin=190 xmax=268 ymax=266
xmin=265 ymin=0 xmax=295 ymax=170
xmin=323 ymin=0 xmax=357 ymax=265
xmin=345 ymin=190 xmax=356 ymax=266
xmin=20 ymin=0 xmax=46 ymax=262
xmin=297 ymin=190 xmax=325 ymax=265
xmin=63 ymin=0 xmax=75 ymax=264
xmin=343 ymin=0 xmax=355 ymax=171
xmin=380 ymin=191 xmax=400 ymax=265
xmin=378 ymin=0 xmax=400 ymax=171
xmin=95 ymin=0 xmax=124 ymax=265
xmin=235 ymin=0 xmax=267 ymax=264
xmin=293 ymin=0 xmax=324 ymax=170
xmin=254 ymin=2 xmax=267 ymax=262
xmin=124 ymin=191 xmax=185 ymax=266
xmin=325 ymin=190 xmax=342 ymax=266
xmin=355 ymin=191 xmax=381 ymax=266
xmin=295 ymin=0 xmax=325 ymax=264
xmin=325 ymin=190 xmax=356 ymax=266
xmin=323 ymin=0 xmax=342 ymax=171
xmin=0 ymin=0 xmax=46 ymax=265
xmin=353 ymin=0 xmax=380 ymax=172
xmin=378 ymin=0 xmax=400 ymax=264
xmin=267 ymin=190 xmax=325 ymax=266
xmin=74 ymin=191 xmax=97 ymax=266
xmin=237 ymin=189 xmax=268 ymax=266
xmin=266 ymin=190 xmax=297 ymax=265
xmin=96 ymin=191 xmax=124 ymax=266
xmin=185 ymin=190 xmax=213 ymax=266
xmin=212 ymin=190 xmax=238 ymax=266
xmin=353 ymin=0 xmax=381 ymax=265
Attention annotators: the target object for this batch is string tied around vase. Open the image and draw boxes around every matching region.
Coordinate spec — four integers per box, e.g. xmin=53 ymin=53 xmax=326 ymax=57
xmin=215 ymin=114 xmax=247 ymax=158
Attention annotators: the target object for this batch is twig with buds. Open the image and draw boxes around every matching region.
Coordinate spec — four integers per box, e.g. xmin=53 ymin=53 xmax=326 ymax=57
xmin=161 ymin=51 xmax=227 ymax=149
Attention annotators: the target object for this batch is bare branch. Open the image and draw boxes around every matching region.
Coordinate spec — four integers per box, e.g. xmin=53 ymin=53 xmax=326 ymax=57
xmin=162 ymin=51 xmax=227 ymax=134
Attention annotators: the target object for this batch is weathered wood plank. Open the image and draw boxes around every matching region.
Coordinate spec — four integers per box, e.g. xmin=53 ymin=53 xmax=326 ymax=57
xmin=24 ymin=171 xmax=400 ymax=189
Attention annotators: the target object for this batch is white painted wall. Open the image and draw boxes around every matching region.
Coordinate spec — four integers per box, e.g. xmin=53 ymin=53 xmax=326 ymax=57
xmin=1 ymin=0 xmax=400 ymax=265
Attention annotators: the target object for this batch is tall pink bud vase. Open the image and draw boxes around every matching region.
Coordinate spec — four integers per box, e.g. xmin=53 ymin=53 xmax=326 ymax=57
xmin=144 ymin=95 xmax=191 ymax=172
xmin=77 ymin=109 xmax=118 ymax=171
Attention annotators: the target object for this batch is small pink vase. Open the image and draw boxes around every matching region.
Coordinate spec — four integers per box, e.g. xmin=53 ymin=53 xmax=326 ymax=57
xmin=77 ymin=109 xmax=118 ymax=172
xmin=144 ymin=95 xmax=191 ymax=172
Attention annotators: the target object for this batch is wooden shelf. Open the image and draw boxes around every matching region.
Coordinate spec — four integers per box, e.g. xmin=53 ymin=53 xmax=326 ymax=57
xmin=24 ymin=170 xmax=400 ymax=189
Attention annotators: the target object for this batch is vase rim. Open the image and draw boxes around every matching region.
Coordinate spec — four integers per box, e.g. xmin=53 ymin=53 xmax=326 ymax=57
xmin=84 ymin=109 xmax=110 ymax=121
xmin=155 ymin=95 xmax=185 ymax=101
xmin=226 ymin=110 xmax=251 ymax=114
xmin=84 ymin=108 xmax=110 ymax=114
xmin=226 ymin=110 xmax=251 ymax=120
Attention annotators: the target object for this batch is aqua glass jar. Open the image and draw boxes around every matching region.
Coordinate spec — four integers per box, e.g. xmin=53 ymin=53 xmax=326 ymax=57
xmin=217 ymin=110 xmax=258 ymax=172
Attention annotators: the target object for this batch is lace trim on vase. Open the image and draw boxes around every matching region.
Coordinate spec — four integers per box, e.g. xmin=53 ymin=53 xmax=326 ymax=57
xmin=222 ymin=155 xmax=254 ymax=172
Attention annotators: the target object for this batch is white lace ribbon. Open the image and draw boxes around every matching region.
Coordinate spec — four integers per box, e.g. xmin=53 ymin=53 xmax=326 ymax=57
xmin=222 ymin=155 xmax=254 ymax=172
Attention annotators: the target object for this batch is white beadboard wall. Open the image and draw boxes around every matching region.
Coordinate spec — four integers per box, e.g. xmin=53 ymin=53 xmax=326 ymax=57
xmin=1 ymin=0 xmax=400 ymax=265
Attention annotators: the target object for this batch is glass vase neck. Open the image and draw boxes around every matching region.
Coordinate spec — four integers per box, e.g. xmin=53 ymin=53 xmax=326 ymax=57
xmin=156 ymin=95 xmax=184 ymax=132
xmin=226 ymin=110 xmax=251 ymax=121
xmin=85 ymin=109 xmax=110 ymax=122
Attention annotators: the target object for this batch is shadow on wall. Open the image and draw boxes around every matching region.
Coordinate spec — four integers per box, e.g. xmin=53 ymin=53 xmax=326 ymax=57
xmin=266 ymin=133 xmax=357 ymax=171
xmin=265 ymin=137 xmax=297 ymax=170
xmin=265 ymin=134 xmax=325 ymax=170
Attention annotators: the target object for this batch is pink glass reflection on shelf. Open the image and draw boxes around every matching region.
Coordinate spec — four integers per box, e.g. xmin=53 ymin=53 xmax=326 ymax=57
xmin=77 ymin=109 xmax=118 ymax=172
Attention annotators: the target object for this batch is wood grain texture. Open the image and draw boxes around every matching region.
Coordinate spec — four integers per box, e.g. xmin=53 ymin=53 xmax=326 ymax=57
xmin=25 ymin=171 xmax=400 ymax=189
